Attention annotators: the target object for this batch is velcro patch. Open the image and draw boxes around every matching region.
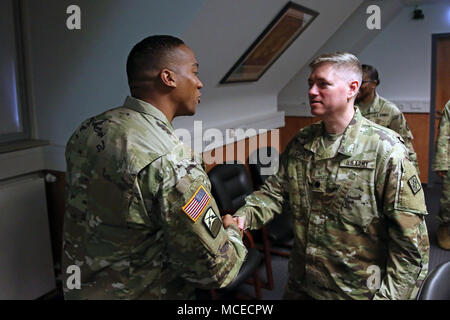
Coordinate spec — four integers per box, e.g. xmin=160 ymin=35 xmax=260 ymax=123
xmin=182 ymin=185 xmax=211 ymax=222
xmin=340 ymin=160 xmax=375 ymax=169
xmin=203 ymin=207 xmax=221 ymax=238
xmin=408 ymin=175 xmax=422 ymax=195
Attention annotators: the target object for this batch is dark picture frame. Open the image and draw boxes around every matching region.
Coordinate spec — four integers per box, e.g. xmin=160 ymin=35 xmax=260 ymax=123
xmin=220 ymin=2 xmax=319 ymax=84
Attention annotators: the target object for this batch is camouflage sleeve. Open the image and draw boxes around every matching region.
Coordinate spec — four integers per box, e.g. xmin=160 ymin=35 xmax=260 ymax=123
xmin=373 ymin=146 xmax=430 ymax=300
xmin=141 ymin=155 xmax=247 ymax=289
xmin=388 ymin=111 xmax=420 ymax=175
xmin=234 ymin=151 xmax=288 ymax=230
xmin=432 ymin=102 xmax=450 ymax=172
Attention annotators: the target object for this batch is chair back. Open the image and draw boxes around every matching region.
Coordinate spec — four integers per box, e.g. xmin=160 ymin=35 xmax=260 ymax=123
xmin=248 ymin=147 xmax=280 ymax=188
xmin=208 ymin=163 xmax=254 ymax=211
xmin=417 ymin=261 xmax=450 ymax=300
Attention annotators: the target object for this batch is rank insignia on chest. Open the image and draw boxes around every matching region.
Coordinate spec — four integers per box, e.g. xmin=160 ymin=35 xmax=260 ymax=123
xmin=182 ymin=185 xmax=211 ymax=222
xmin=203 ymin=207 xmax=221 ymax=238
xmin=407 ymin=175 xmax=422 ymax=195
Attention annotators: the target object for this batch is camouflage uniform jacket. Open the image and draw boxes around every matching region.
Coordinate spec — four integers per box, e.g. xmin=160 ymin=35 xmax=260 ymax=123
xmin=62 ymin=96 xmax=247 ymax=299
xmin=235 ymin=108 xmax=429 ymax=300
xmin=432 ymin=100 xmax=450 ymax=171
xmin=357 ymin=94 xmax=419 ymax=174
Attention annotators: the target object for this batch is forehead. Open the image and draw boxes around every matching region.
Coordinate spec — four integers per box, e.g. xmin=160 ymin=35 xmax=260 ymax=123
xmin=362 ymin=70 xmax=372 ymax=80
xmin=308 ymin=63 xmax=339 ymax=81
xmin=173 ymin=44 xmax=198 ymax=67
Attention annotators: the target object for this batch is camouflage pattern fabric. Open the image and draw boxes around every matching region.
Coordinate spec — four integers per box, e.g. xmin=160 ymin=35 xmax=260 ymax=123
xmin=356 ymin=94 xmax=419 ymax=174
xmin=432 ymin=100 xmax=450 ymax=224
xmin=62 ymin=96 xmax=247 ymax=299
xmin=235 ymin=107 xmax=429 ymax=300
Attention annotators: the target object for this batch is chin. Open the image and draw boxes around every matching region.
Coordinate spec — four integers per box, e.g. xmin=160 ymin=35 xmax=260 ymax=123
xmin=186 ymin=107 xmax=196 ymax=116
xmin=310 ymin=106 xmax=324 ymax=116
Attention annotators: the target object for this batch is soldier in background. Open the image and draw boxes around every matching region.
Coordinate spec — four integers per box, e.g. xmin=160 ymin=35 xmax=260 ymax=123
xmin=432 ymin=100 xmax=450 ymax=250
xmin=226 ymin=52 xmax=429 ymax=300
xmin=355 ymin=64 xmax=420 ymax=174
xmin=62 ymin=35 xmax=246 ymax=299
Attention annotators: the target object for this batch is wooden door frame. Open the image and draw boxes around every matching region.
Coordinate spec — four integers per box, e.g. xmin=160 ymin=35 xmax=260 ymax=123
xmin=428 ymin=33 xmax=450 ymax=186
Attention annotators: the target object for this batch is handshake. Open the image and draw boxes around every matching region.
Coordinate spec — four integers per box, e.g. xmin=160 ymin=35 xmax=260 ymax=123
xmin=222 ymin=214 xmax=245 ymax=235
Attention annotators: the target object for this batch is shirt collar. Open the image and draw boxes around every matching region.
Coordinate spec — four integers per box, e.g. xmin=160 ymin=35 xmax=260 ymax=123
xmin=304 ymin=107 xmax=363 ymax=158
xmin=123 ymin=96 xmax=174 ymax=131
xmin=337 ymin=107 xmax=364 ymax=157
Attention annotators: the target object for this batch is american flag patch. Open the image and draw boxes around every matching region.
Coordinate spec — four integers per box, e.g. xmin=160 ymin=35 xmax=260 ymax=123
xmin=182 ymin=185 xmax=211 ymax=222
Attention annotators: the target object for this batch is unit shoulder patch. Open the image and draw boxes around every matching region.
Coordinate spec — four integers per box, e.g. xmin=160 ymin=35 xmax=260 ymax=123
xmin=408 ymin=175 xmax=422 ymax=195
xmin=203 ymin=207 xmax=221 ymax=238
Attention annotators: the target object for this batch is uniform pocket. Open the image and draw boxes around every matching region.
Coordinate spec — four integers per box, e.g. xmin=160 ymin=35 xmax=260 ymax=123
xmin=333 ymin=170 xmax=378 ymax=230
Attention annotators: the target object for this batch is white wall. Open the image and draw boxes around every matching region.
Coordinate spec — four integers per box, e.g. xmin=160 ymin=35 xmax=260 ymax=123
xmin=358 ymin=1 xmax=450 ymax=109
xmin=22 ymin=0 xmax=206 ymax=148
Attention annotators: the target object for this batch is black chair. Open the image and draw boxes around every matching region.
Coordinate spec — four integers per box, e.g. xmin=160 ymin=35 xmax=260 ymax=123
xmin=208 ymin=163 xmax=274 ymax=295
xmin=417 ymin=261 xmax=450 ymax=300
xmin=248 ymin=147 xmax=293 ymax=258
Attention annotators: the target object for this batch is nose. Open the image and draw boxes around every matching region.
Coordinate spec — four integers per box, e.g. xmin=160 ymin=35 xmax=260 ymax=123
xmin=308 ymin=84 xmax=318 ymax=97
xmin=197 ymin=78 xmax=203 ymax=89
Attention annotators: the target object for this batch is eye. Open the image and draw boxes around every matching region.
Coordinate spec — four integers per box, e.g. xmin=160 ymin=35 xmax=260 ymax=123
xmin=319 ymin=81 xmax=329 ymax=88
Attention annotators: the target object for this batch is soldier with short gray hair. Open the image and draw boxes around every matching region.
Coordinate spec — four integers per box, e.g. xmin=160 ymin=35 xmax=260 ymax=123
xmin=62 ymin=35 xmax=247 ymax=299
xmin=226 ymin=52 xmax=429 ymax=300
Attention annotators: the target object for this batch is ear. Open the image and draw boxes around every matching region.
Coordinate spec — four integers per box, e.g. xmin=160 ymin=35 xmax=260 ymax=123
xmin=348 ymin=80 xmax=360 ymax=99
xmin=160 ymin=68 xmax=176 ymax=88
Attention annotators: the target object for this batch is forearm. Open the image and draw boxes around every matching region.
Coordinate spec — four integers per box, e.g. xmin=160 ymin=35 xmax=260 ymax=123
xmin=234 ymin=187 xmax=284 ymax=230
xmin=216 ymin=225 xmax=248 ymax=287
xmin=373 ymin=214 xmax=429 ymax=300
xmin=432 ymin=113 xmax=449 ymax=171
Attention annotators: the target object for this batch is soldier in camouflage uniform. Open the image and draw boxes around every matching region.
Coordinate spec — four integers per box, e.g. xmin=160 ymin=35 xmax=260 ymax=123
xmin=62 ymin=35 xmax=247 ymax=299
xmin=227 ymin=53 xmax=429 ymax=300
xmin=355 ymin=64 xmax=419 ymax=174
xmin=432 ymin=100 xmax=450 ymax=250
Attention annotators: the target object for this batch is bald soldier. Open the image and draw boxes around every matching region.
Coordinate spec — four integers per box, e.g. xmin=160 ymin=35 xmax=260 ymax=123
xmin=355 ymin=64 xmax=419 ymax=174
xmin=226 ymin=52 xmax=429 ymax=300
xmin=62 ymin=35 xmax=246 ymax=299
xmin=432 ymin=100 xmax=450 ymax=250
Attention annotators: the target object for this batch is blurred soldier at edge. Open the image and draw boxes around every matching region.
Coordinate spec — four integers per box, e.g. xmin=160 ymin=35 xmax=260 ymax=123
xmin=62 ymin=35 xmax=246 ymax=299
xmin=355 ymin=64 xmax=420 ymax=174
xmin=226 ymin=52 xmax=429 ymax=299
xmin=432 ymin=100 xmax=450 ymax=250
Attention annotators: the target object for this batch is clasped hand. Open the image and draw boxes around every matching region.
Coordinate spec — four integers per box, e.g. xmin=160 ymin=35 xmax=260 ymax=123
xmin=222 ymin=214 xmax=244 ymax=237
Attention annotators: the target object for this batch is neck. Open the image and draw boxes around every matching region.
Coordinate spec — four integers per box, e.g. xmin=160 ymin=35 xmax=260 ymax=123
xmin=134 ymin=94 xmax=176 ymax=123
xmin=360 ymin=91 xmax=376 ymax=105
xmin=323 ymin=106 xmax=355 ymax=134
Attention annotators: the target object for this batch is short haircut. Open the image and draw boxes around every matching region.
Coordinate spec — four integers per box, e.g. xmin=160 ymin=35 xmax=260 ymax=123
xmin=362 ymin=64 xmax=380 ymax=85
xmin=126 ymin=35 xmax=185 ymax=84
xmin=309 ymin=52 xmax=363 ymax=85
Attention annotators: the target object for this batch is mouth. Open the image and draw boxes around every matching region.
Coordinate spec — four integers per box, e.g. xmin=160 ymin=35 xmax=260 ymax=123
xmin=310 ymin=100 xmax=321 ymax=106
